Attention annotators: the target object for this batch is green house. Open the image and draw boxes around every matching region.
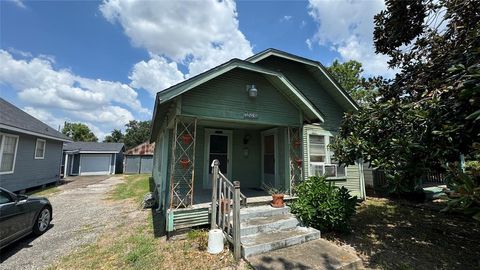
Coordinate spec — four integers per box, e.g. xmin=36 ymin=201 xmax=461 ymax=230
xmin=150 ymin=49 xmax=366 ymax=234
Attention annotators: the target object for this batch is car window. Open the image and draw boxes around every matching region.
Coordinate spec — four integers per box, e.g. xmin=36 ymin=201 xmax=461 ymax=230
xmin=0 ymin=190 xmax=13 ymax=204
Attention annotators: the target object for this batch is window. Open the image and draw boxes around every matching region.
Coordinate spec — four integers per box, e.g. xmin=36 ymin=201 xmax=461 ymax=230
xmin=35 ymin=139 xmax=46 ymax=159
xmin=308 ymin=133 xmax=346 ymax=178
xmin=0 ymin=190 xmax=13 ymax=204
xmin=0 ymin=133 xmax=19 ymax=174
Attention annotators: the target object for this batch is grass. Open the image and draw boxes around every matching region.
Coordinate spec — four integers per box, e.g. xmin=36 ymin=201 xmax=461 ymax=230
xmin=109 ymin=174 xmax=150 ymax=204
xmin=48 ymin=174 xmax=244 ymax=270
xmin=48 ymin=212 xmax=239 ymax=270
xmin=324 ymin=197 xmax=480 ymax=270
xmin=27 ymin=185 xmax=61 ymax=197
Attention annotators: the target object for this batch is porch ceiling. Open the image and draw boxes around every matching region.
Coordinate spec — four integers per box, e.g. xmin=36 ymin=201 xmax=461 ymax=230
xmin=197 ymin=119 xmax=278 ymax=130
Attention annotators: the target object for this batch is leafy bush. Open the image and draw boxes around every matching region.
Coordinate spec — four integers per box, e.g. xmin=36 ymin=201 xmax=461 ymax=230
xmin=290 ymin=176 xmax=357 ymax=232
xmin=443 ymin=164 xmax=480 ymax=221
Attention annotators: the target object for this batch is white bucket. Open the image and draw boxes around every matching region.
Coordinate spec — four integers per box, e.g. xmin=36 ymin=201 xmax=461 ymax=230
xmin=207 ymin=229 xmax=224 ymax=254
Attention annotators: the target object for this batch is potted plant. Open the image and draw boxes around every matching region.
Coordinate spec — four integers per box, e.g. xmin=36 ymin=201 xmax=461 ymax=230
xmin=266 ymin=186 xmax=287 ymax=208
xmin=179 ymin=158 xmax=191 ymax=169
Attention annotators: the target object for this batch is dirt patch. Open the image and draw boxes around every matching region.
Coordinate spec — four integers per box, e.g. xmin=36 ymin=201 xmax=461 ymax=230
xmin=324 ymin=197 xmax=480 ymax=270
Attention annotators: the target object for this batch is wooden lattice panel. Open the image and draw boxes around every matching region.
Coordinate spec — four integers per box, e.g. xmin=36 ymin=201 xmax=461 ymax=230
xmin=288 ymin=127 xmax=302 ymax=193
xmin=169 ymin=116 xmax=197 ymax=208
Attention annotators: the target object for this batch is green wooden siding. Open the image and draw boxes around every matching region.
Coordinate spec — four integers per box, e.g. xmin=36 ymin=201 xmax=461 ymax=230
xmin=254 ymin=57 xmax=345 ymax=130
xmin=181 ymin=69 xmax=302 ymax=126
xmin=302 ymin=124 xmax=364 ymax=199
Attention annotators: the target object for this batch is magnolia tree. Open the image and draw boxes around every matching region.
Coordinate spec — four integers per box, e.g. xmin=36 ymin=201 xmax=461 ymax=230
xmin=331 ymin=0 xmax=480 ymax=193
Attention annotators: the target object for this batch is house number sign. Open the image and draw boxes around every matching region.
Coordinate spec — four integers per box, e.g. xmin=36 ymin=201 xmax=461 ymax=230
xmin=243 ymin=112 xmax=258 ymax=120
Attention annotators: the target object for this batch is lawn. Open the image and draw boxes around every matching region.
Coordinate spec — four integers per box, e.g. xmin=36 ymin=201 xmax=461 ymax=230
xmin=27 ymin=185 xmax=61 ymax=197
xmin=324 ymin=197 xmax=480 ymax=270
xmin=49 ymin=174 xmax=244 ymax=270
xmin=109 ymin=174 xmax=151 ymax=204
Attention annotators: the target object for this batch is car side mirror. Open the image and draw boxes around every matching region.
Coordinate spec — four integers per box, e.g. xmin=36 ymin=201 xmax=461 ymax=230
xmin=16 ymin=194 xmax=28 ymax=204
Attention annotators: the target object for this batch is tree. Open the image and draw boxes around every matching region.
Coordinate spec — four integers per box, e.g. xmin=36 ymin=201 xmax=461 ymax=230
xmin=123 ymin=120 xmax=151 ymax=149
xmin=327 ymin=60 xmax=379 ymax=105
xmin=62 ymin=122 xmax=98 ymax=142
xmin=327 ymin=60 xmax=377 ymax=105
xmin=331 ymin=0 xmax=480 ymax=193
xmin=103 ymin=129 xmax=124 ymax=143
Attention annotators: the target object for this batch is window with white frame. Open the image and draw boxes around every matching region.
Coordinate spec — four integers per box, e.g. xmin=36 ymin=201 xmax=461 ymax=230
xmin=35 ymin=139 xmax=46 ymax=159
xmin=308 ymin=133 xmax=346 ymax=178
xmin=0 ymin=133 xmax=19 ymax=174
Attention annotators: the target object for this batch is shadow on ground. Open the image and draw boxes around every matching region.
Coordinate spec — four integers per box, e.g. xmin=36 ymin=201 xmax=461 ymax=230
xmin=324 ymin=198 xmax=480 ymax=270
xmin=0 ymin=224 xmax=55 ymax=263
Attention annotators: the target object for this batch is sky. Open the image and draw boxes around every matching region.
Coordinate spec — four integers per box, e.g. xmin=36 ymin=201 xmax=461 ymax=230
xmin=0 ymin=0 xmax=395 ymax=140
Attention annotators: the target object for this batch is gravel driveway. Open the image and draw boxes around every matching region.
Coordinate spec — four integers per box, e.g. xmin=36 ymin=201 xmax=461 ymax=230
xmin=0 ymin=175 xmax=132 ymax=270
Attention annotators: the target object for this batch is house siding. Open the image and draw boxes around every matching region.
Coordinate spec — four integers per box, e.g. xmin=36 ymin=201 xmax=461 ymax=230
xmin=254 ymin=57 xmax=345 ymax=129
xmin=302 ymin=125 xmax=364 ymax=199
xmin=181 ymin=69 xmax=302 ymax=126
xmin=0 ymin=130 xmax=63 ymax=192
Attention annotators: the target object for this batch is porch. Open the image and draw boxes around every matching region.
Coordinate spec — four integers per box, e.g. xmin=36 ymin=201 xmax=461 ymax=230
xmin=164 ymin=116 xmax=304 ymax=210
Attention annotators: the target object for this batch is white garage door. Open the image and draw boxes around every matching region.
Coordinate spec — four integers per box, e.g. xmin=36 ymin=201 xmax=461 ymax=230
xmin=80 ymin=154 xmax=111 ymax=175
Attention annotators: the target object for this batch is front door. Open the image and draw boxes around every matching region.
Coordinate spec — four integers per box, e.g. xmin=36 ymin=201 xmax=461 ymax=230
xmin=262 ymin=129 xmax=278 ymax=188
xmin=204 ymin=129 xmax=232 ymax=188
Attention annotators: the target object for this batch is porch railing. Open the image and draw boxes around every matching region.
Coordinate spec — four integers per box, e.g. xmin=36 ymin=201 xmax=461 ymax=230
xmin=210 ymin=159 xmax=246 ymax=260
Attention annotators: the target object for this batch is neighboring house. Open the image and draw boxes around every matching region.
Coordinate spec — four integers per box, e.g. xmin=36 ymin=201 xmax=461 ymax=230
xmin=150 ymin=48 xmax=367 ymax=233
xmin=0 ymin=98 xmax=72 ymax=192
xmin=124 ymin=142 xmax=155 ymax=174
xmin=63 ymin=142 xmax=124 ymax=176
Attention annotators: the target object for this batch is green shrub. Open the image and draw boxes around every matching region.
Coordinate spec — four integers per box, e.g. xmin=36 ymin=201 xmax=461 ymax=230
xmin=443 ymin=164 xmax=480 ymax=221
xmin=290 ymin=176 xmax=357 ymax=232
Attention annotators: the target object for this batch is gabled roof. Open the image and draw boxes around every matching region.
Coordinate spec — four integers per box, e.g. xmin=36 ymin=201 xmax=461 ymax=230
xmin=63 ymin=142 xmax=124 ymax=153
xmin=246 ymin=48 xmax=359 ymax=111
xmin=0 ymin=98 xmax=71 ymax=142
xmin=156 ymin=58 xmax=324 ymax=122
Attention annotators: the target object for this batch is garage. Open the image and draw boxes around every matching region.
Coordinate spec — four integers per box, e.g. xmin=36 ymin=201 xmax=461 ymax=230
xmin=80 ymin=154 xmax=112 ymax=175
xmin=63 ymin=142 xmax=125 ymax=176
xmin=123 ymin=142 xmax=155 ymax=174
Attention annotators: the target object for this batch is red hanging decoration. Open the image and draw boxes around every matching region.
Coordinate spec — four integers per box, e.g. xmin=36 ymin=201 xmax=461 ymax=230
xmin=293 ymin=139 xmax=301 ymax=149
xmin=180 ymin=159 xmax=191 ymax=169
xmin=182 ymin=134 xmax=192 ymax=144
xmin=294 ymin=158 xmax=302 ymax=167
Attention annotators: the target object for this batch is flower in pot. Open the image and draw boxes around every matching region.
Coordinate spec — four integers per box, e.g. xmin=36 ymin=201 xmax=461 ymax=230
xmin=266 ymin=186 xmax=287 ymax=208
xmin=293 ymin=139 xmax=301 ymax=149
xmin=220 ymin=198 xmax=231 ymax=213
xmin=294 ymin=158 xmax=302 ymax=167
xmin=179 ymin=158 xmax=191 ymax=169
xmin=182 ymin=134 xmax=192 ymax=144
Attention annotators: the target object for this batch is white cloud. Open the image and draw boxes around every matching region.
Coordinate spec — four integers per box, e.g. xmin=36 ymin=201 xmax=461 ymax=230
xmin=0 ymin=50 xmax=145 ymax=139
xmin=100 ymin=0 xmax=253 ymax=94
xmin=8 ymin=0 xmax=26 ymax=9
xmin=281 ymin=15 xmax=293 ymax=22
xmin=129 ymin=55 xmax=185 ymax=96
xmin=306 ymin=38 xmax=313 ymax=50
xmin=307 ymin=0 xmax=397 ymax=78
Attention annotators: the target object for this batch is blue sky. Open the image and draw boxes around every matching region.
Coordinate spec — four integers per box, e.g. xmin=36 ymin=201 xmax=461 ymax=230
xmin=0 ymin=0 xmax=392 ymax=139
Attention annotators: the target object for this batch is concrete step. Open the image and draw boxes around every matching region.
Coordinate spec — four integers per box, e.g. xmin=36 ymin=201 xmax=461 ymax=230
xmin=239 ymin=205 xmax=291 ymax=222
xmin=241 ymin=226 xmax=320 ymax=258
xmin=240 ymin=213 xmax=300 ymax=237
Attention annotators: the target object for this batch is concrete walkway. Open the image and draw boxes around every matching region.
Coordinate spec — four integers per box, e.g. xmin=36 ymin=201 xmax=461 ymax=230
xmin=247 ymin=238 xmax=363 ymax=270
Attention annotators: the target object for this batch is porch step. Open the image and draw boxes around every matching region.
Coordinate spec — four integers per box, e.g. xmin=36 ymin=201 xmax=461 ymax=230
xmin=239 ymin=205 xmax=291 ymax=222
xmin=239 ymin=205 xmax=320 ymax=258
xmin=240 ymin=213 xmax=300 ymax=237
xmin=241 ymin=226 xmax=320 ymax=258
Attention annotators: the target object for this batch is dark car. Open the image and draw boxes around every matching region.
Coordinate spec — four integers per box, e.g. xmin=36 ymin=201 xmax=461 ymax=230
xmin=0 ymin=187 xmax=52 ymax=249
